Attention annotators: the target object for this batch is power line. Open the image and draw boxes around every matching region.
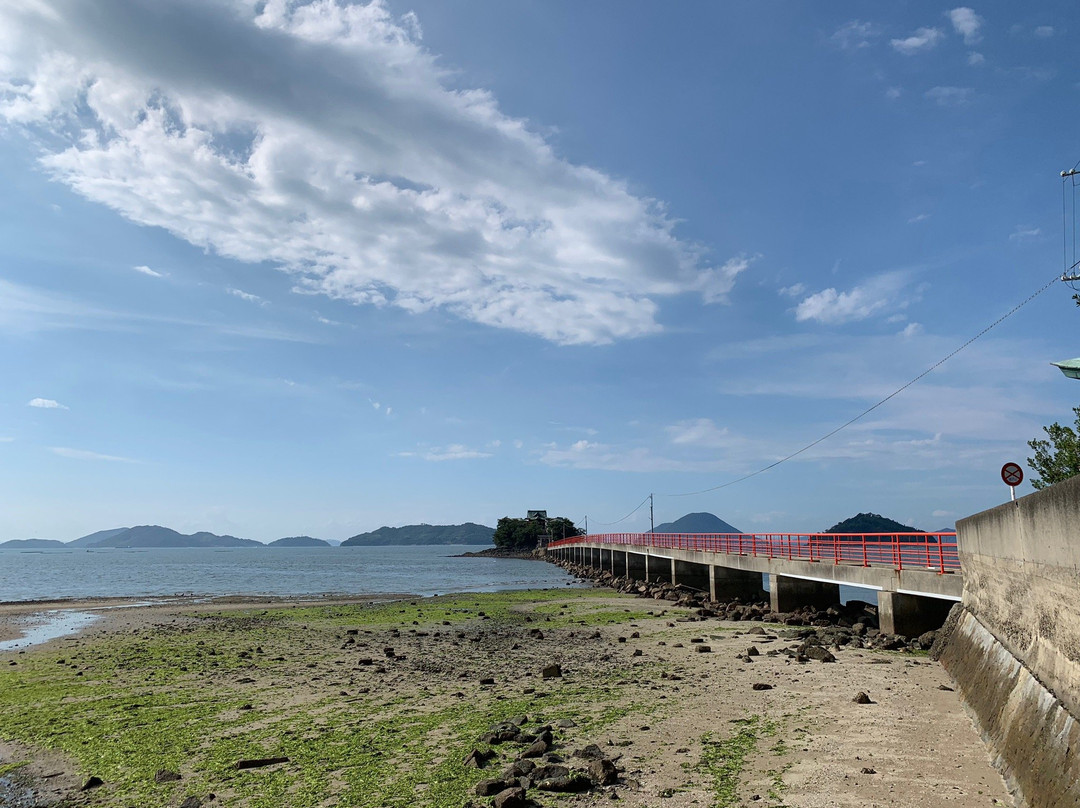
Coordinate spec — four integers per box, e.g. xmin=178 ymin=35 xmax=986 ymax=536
xmin=590 ymin=494 xmax=651 ymax=526
xmin=662 ymin=272 xmax=1062 ymax=498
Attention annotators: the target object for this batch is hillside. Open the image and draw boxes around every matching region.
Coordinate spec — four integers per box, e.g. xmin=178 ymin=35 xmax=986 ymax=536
xmin=75 ymin=526 xmax=262 ymax=548
xmin=0 ymin=538 xmax=66 ymax=549
xmin=825 ymin=513 xmax=921 ymax=534
xmin=268 ymin=536 xmax=330 ymax=547
xmin=69 ymin=528 xmax=129 ymax=546
xmin=651 ymin=512 xmax=742 ymax=534
xmin=342 ymin=522 xmax=494 ymax=546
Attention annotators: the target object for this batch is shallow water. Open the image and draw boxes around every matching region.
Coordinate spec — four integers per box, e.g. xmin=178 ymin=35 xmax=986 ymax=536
xmin=0 ymin=610 xmax=101 ymax=652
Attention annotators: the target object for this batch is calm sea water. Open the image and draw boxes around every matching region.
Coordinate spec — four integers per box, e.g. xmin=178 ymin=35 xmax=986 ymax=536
xmin=0 ymin=545 xmax=584 ymax=603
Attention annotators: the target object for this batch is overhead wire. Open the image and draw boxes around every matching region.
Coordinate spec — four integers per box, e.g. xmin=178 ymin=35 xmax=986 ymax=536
xmin=662 ymin=272 xmax=1061 ymax=498
xmin=588 ymin=271 xmax=1063 ymax=524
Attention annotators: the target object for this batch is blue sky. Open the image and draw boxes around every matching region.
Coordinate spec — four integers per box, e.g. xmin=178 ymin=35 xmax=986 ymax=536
xmin=1 ymin=0 xmax=1077 ymax=541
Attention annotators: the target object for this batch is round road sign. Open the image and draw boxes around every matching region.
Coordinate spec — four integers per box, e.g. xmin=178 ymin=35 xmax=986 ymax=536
xmin=1001 ymin=462 xmax=1024 ymax=487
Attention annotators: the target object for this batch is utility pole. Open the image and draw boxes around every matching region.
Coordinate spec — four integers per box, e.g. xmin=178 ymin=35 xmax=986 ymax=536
xmin=649 ymin=493 xmax=654 ymax=533
xmin=584 ymin=515 xmax=588 ymax=536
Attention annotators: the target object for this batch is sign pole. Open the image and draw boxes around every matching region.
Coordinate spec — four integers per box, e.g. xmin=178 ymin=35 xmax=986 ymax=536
xmin=1001 ymin=462 xmax=1024 ymax=502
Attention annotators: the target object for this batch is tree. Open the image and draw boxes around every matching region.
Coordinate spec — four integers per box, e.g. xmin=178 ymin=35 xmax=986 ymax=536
xmin=492 ymin=516 xmax=582 ymax=550
xmin=1027 ymin=406 xmax=1080 ymax=490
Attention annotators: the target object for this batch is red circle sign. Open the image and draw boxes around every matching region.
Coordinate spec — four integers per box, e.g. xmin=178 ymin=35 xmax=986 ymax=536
xmin=1001 ymin=463 xmax=1024 ymax=486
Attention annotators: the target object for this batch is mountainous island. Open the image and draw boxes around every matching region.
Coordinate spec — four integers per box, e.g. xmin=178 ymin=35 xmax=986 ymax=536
xmin=341 ymin=523 xmax=494 ymax=546
xmin=824 ymin=513 xmax=921 ymax=533
xmin=0 ymin=538 xmax=67 ymax=549
xmin=68 ymin=526 xmax=263 ymax=548
xmin=651 ymin=512 xmax=741 ymax=534
xmin=267 ymin=536 xmax=331 ymax=548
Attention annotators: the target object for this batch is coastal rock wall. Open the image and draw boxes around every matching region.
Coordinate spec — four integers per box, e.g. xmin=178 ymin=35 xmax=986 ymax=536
xmin=943 ymin=475 xmax=1080 ymax=808
xmin=955 ymin=475 xmax=1080 ymax=719
xmin=939 ymin=609 xmax=1080 ymax=808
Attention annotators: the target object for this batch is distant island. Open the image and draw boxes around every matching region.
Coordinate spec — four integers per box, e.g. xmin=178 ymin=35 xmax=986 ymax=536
xmin=652 ymin=512 xmax=741 ymax=534
xmin=341 ymin=523 xmax=494 ymax=546
xmin=267 ymin=536 xmax=331 ymax=548
xmin=825 ymin=513 xmax=921 ymax=533
xmin=69 ymin=526 xmax=262 ymax=548
xmin=0 ymin=538 xmax=67 ymax=549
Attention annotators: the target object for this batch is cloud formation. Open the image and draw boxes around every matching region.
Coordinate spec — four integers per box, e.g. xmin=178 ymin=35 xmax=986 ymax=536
xmin=0 ymin=0 xmax=743 ymax=345
xmin=51 ymin=447 xmax=137 ymax=462
xmin=794 ymin=273 xmax=911 ymax=325
xmin=133 ymin=264 xmax=166 ymax=277
xmin=831 ymin=21 xmax=880 ymax=50
xmin=28 ymin=397 xmax=68 ymax=409
xmin=925 ymin=86 xmax=974 ymax=106
xmin=891 ymin=27 xmax=944 ymax=55
xmin=948 ymin=8 xmax=983 ymax=44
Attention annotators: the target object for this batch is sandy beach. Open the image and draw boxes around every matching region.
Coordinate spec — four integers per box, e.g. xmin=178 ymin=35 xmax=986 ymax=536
xmin=0 ymin=588 xmax=1011 ymax=808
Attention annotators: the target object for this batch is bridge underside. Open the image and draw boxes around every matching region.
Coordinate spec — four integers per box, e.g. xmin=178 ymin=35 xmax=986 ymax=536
xmin=555 ymin=542 xmax=961 ymax=638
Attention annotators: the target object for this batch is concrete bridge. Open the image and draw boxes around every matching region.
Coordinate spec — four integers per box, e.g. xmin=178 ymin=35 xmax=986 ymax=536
xmin=547 ymin=531 xmax=961 ymax=637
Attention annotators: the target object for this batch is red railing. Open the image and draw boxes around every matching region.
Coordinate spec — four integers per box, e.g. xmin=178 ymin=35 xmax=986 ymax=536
xmin=548 ymin=532 xmax=960 ymax=574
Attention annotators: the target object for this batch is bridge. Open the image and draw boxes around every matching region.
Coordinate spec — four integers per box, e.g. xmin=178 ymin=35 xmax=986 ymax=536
xmin=547 ymin=531 xmax=962 ymax=636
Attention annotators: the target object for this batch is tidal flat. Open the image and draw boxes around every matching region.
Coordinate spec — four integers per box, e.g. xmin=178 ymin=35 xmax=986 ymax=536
xmin=0 ymin=590 xmax=1010 ymax=808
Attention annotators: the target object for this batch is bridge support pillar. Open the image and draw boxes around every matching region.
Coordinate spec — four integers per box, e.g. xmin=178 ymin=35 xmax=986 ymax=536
xmin=877 ymin=591 xmax=954 ymax=637
xmin=673 ymin=560 xmax=710 ymax=593
xmin=627 ymin=552 xmax=647 ymax=581
xmin=644 ymin=555 xmax=672 ymax=584
xmin=769 ymin=575 xmax=840 ymax=613
xmin=711 ymin=567 xmax=766 ymax=602
xmin=600 ymin=548 xmax=611 ymax=572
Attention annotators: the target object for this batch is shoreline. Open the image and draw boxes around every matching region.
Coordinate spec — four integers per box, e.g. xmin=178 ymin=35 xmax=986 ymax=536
xmin=0 ymin=585 xmax=1011 ymax=807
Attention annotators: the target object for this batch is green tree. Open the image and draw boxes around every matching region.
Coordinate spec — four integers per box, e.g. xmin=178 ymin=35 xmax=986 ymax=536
xmin=1027 ymin=406 xmax=1080 ymax=490
xmin=492 ymin=516 xmax=582 ymax=550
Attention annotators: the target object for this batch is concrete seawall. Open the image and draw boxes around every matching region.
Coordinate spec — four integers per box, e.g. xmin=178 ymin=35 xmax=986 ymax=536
xmin=940 ymin=474 xmax=1080 ymax=807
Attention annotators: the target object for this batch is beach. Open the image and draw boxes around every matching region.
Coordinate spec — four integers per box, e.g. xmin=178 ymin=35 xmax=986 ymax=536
xmin=0 ymin=589 xmax=1011 ymax=808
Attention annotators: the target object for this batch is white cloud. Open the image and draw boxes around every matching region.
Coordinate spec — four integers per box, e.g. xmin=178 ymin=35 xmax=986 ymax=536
xmin=925 ymin=86 xmax=974 ymax=106
xmin=885 ymin=87 xmax=903 ymax=100
xmin=948 ymin=8 xmax=983 ymax=44
xmin=133 ymin=264 xmax=165 ymax=277
xmin=513 ymin=439 xmax=524 ymax=449
xmin=968 ymin=52 xmax=985 ymax=65
xmin=907 ymin=213 xmax=930 ymax=223
xmin=1034 ymin=25 xmax=1054 ymax=38
xmin=900 ymin=322 xmax=923 ymax=338
xmin=28 ymin=397 xmax=68 ymax=409
xmin=0 ymin=0 xmax=744 ymax=346
xmin=831 ymin=20 xmax=880 ymax=50
xmin=891 ymin=27 xmax=944 ymax=55
xmin=51 ymin=446 xmax=137 ymax=462
xmin=420 ymin=444 xmax=492 ymax=462
xmin=227 ymin=288 xmax=265 ymax=305
xmin=794 ymin=272 xmax=911 ymax=325
xmin=1009 ymin=225 xmax=1041 ymax=242
xmin=778 ymin=283 xmax=805 ymax=298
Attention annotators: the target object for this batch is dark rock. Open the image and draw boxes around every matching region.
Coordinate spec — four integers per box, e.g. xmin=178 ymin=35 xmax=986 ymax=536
xmin=520 ymin=739 xmax=548 ymax=758
xmin=853 ymin=692 xmax=874 ymax=704
xmin=154 ymin=769 xmax=182 ymax=783
xmin=574 ymin=744 xmax=605 ymax=760
xmin=542 ymin=663 xmax=563 ymax=679
xmin=752 ymin=683 xmax=773 ymax=691
xmin=81 ymin=776 xmax=104 ymax=791
xmin=937 ymin=684 xmax=955 ymax=691
xmin=475 ymin=779 xmax=509 ymax=796
xmin=492 ymin=786 xmax=528 ymax=808
xmin=463 ymin=748 xmax=496 ymax=768
xmin=530 ymin=764 xmax=570 ymax=782
xmin=179 ymin=798 xmax=201 ymax=808
xmin=861 ymin=767 xmax=877 ymax=775
xmin=479 ymin=677 xmax=496 ymax=686
xmin=536 ymin=773 xmax=592 ymax=792
xmin=234 ymin=757 xmax=289 ymax=770
xmin=588 ymin=758 xmax=619 ymax=785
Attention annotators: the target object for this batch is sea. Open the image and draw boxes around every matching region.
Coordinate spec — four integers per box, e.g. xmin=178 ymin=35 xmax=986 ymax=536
xmin=0 ymin=544 xmax=878 ymax=606
xmin=0 ymin=545 xmax=583 ymax=604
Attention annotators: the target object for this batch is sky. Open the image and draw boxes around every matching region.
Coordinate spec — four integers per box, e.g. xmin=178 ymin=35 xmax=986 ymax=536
xmin=1 ymin=0 xmax=1078 ymax=542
